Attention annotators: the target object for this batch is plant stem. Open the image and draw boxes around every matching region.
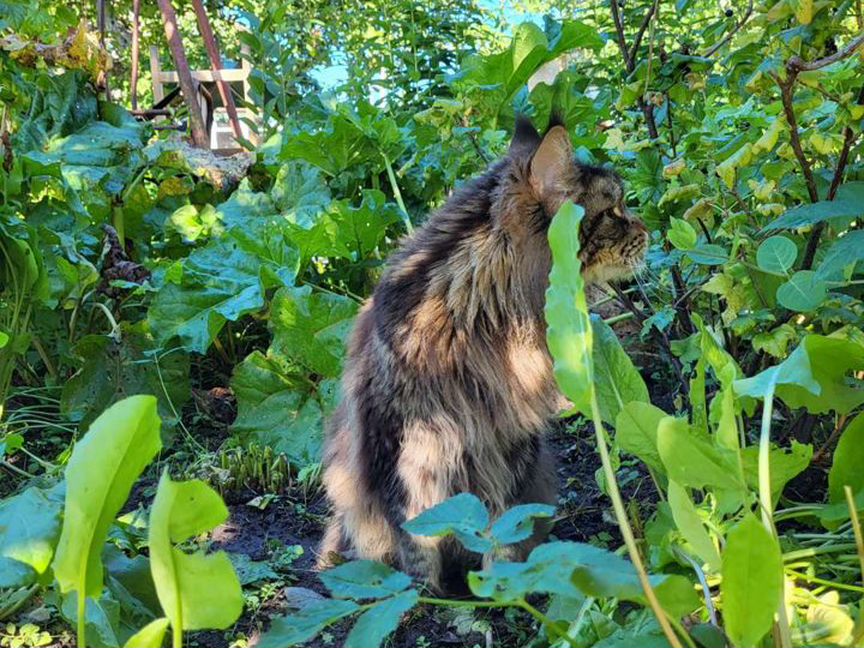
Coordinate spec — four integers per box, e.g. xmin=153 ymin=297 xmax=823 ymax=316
xmin=382 ymin=152 xmax=412 ymax=233
xmin=756 ymin=385 xmax=793 ymax=648
xmin=77 ymin=594 xmax=86 ymax=648
xmin=845 ymin=485 xmax=864 ymax=585
xmin=589 ymin=392 xmax=683 ymax=648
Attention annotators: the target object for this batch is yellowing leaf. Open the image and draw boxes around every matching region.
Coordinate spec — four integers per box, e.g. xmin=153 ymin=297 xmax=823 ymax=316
xmin=789 ymin=0 xmax=814 ymax=24
xmin=752 ymin=119 xmax=784 ymax=154
xmin=716 ymin=144 xmax=752 ymax=189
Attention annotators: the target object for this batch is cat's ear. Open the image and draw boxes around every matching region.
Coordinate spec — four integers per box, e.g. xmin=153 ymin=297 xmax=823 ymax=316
xmin=509 ymin=116 xmax=542 ymax=159
xmin=529 ymin=125 xmax=572 ymax=198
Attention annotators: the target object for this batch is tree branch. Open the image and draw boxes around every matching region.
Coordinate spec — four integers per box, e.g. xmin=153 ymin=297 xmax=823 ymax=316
xmin=629 ymin=4 xmax=656 ymax=64
xmin=777 ymin=76 xmax=820 ymax=203
xmin=703 ymin=0 xmax=754 ymax=58
xmin=610 ymin=0 xmax=634 ymax=72
xmin=787 ymin=31 xmax=864 ymax=73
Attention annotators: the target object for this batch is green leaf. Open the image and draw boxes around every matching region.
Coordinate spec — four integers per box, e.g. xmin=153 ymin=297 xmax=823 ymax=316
xmin=721 ymin=514 xmax=783 ymax=648
xmin=667 ymin=481 xmax=721 ymax=571
xmin=735 ymin=335 xmax=864 ymax=415
xmin=0 ymin=484 xmax=64 ymax=587
xmin=319 ymin=560 xmax=412 ymax=599
xmin=657 ymin=417 xmax=745 ymax=492
xmin=816 ymin=230 xmax=864 ymax=280
xmin=667 ymin=218 xmax=697 ymax=251
xmin=591 ymin=315 xmax=649 ymax=424
xmin=544 ymin=202 xmax=592 ymax=415
xmin=828 ymin=412 xmax=864 ymax=503
xmin=148 ymin=471 xmax=244 ymax=633
xmin=230 ymin=350 xmax=327 ymax=467
xmin=469 ymin=541 xmax=698 ymax=616
xmin=60 ymin=330 xmax=189 ymax=431
xmin=123 ymin=618 xmax=169 ymax=648
xmin=776 ymin=270 xmax=827 ymax=312
xmin=148 ymin=227 xmax=299 ymax=353
xmin=258 ymin=598 xmax=359 ymax=648
xmin=615 ymin=402 xmax=668 ymax=475
xmin=489 ymin=504 xmax=556 ymax=545
xmin=756 ymin=236 xmax=797 ymax=274
xmin=401 ymin=493 xmax=493 ymax=553
xmin=285 ymin=190 xmax=401 ymax=261
xmin=762 ymin=183 xmax=864 ymax=231
xmin=270 ymin=286 xmax=359 ymax=378
xmin=53 ymin=395 xmax=162 ymax=599
xmin=716 ymin=143 xmax=752 ymax=189
xmin=685 ymin=244 xmax=729 ymax=266
xmin=741 ymin=441 xmax=812 ymax=506
xmin=344 ymin=590 xmax=419 ymax=648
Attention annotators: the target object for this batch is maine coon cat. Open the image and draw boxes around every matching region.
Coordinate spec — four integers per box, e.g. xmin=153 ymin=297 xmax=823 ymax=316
xmin=318 ymin=116 xmax=649 ymax=593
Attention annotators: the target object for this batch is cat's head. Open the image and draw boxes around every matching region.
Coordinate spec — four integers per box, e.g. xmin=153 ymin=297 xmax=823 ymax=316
xmin=506 ymin=116 xmax=649 ymax=284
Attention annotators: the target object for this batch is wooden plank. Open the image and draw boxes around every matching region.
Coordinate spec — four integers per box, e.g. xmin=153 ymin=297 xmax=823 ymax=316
xmin=149 ymin=46 xmax=164 ymax=103
xmin=155 ymin=69 xmax=250 ymax=83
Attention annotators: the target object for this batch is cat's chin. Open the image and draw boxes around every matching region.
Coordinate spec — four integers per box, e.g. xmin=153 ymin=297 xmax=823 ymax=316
xmin=582 ymin=259 xmax=644 ymax=286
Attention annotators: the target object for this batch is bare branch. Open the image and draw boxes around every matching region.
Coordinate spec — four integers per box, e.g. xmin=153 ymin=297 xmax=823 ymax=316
xmin=787 ymin=31 xmax=864 ymax=73
xmin=610 ymin=0 xmax=634 ymax=72
xmin=776 ymin=75 xmax=820 ymax=203
xmin=628 ymin=3 xmax=656 ymax=64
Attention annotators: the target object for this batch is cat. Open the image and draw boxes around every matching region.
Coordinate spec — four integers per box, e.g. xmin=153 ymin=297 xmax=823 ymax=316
xmin=318 ymin=115 xmax=649 ymax=593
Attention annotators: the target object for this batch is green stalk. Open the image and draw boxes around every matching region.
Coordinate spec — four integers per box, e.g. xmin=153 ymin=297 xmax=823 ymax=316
xmin=382 ymin=152 xmax=412 ymax=233
xmin=844 ymin=485 xmax=864 ymax=584
xmin=589 ymin=393 xmax=683 ymax=648
xmin=77 ymin=593 xmax=86 ymax=648
xmin=757 ymin=385 xmax=793 ymax=648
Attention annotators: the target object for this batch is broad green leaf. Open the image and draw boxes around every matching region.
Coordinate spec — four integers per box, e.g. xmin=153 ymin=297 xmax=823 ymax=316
xmin=269 ymin=286 xmax=359 ymax=378
xmin=149 ymin=471 xmax=243 ymax=632
xmin=667 ymin=481 xmax=721 ymax=571
xmin=285 ymin=190 xmax=401 ymax=261
xmin=271 ymin=161 xmax=332 ymax=219
xmin=544 ymin=202 xmax=592 ymax=415
xmin=401 ymin=493 xmax=493 ymax=553
xmin=60 ymin=330 xmax=189 ymax=431
xmin=615 ymin=402 xmax=668 ymax=474
xmin=489 ymin=504 xmax=556 ymax=545
xmin=735 ymin=335 xmax=864 ymax=414
xmin=776 ymin=270 xmax=827 ymax=312
xmin=685 ymin=244 xmax=729 ymax=266
xmin=816 ymin=230 xmax=864 ymax=280
xmin=828 ymin=412 xmax=864 ymax=503
xmin=344 ymin=590 xmax=419 ymax=648
xmin=59 ymin=591 xmax=120 ymax=648
xmin=762 ymin=183 xmax=864 ymax=231
xmin=591 ymin=315 xmax=649 ymax=424
xmin=667 ymin=217 xmax=697 ymax=251
xmin=319 ymin=560 xmax=412 ymax=599
xmin=741 ymin=441 xmax=812 ymax=506
xmin=54 ymin=396 xmax=162 ymax=599
xmin=259 ymin=598 xmax=359 ymax=647
xmin=230 ymin=350 xmax=327 ymax=467
xmin=124 ymin=618 xmax=169 ymax=648
xmin=721 ymin=514 xmax=783 ymax=648
xmin=469 ymin=541 xmax=698 ymax=616
xmin=756 ymin=236 xmax=797 ymax=274
xmin=657 ymin=417 xmax=745 ymax=492
xmin=148 ymin=227 xmax=299 ymax=353
xmin=0 ymin=483 xmax=64 ymax=587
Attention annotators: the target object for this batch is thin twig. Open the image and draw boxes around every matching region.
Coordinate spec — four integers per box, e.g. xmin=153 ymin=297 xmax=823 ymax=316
xmin=628 ymin=3 xmax=656 ymax=63
xmin=703 ymin=0 xmax=754 ymax=58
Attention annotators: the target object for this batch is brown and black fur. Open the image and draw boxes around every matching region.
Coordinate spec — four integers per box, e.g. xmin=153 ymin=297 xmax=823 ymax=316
xmin=319 ymin=116 xmax=648 ymax=593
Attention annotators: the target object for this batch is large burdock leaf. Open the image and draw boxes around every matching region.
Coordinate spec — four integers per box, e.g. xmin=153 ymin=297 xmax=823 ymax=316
xmin=270 ymin=286 xmax=359 ymax=378
xmin=720 ymin=514 xmax=783 ymax=648
xmin=148 ymin=471 xmax=243 ymax=639
xmin=124 ymin=618 xmax=169 ymax=648
xmin=230 ymin=350 xmax=328 ymax=466
xmin=148 ymin=226 xmax=299 ymax=354
xmin=53 ymin=395 xmax=162 ymax=600
xmin=544 ymin=201 xmax=592 ymax=415
xmin=828 ymin=412 xmax=864 ymax=503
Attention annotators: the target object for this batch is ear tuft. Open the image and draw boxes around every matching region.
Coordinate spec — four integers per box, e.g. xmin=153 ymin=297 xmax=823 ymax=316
xmin=509 ymin=116 xmax=542 ymax=158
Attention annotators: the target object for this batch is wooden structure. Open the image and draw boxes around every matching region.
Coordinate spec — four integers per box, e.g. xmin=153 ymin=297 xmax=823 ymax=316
xmin=149 ymin=44 xmax=257 ymax=152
